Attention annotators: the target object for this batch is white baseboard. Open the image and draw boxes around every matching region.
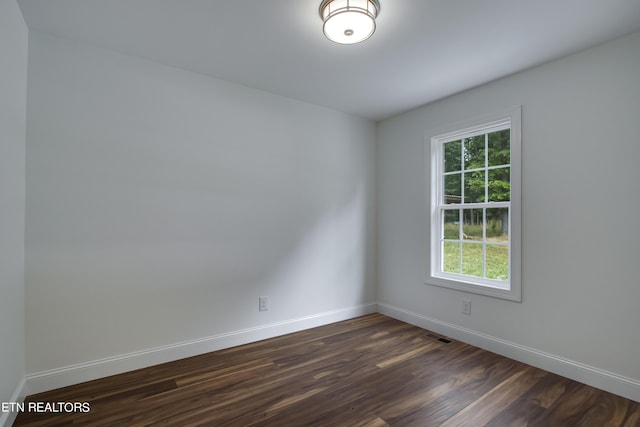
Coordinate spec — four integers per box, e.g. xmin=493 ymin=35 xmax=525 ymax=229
xmin=23 ymin=302 xmax=640 ymax=403
xmin=26 ymin=303 xmax=377 ymax=395
xmin=377 ymin=303 xmax=640 ymax=403
xmin=1 ymin=377 xmax=26 ymax=427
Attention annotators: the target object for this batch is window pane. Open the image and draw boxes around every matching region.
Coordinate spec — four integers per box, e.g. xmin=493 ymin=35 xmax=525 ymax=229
xmin=443 ymin=210 xmax=460 ymax=239
xmin=488 ymin=167 xmax=510 ymax=202
xmin=464 ymin=171 xmax=485 ymax=203
xmin=461 ymin=243 xmax=483 ymax=277
xmin=487 ymin=207 xmax=508 ymax=239
xmin=463 ymin=135 xmax=485 ymax=170
xmin=462 ymin=209 xmax=483 ymax=241
xmin=443 ymin=242 xmax=460 ymax=274
xmin=444 ymin=173 xmax=461 ymax=204
xmin=444 ymin=140 xmax=462 ymax=172
xmin=486 ymin=244 xmax=508 ymax=281
xmin=488 ymin=129 xmax=510 ymax=167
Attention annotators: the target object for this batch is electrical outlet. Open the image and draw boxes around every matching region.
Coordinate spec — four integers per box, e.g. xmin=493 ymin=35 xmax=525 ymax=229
xmin=259 ymin=296 xmax=269 ymax=312
xmin=462 ymin=300 xmax=471 ymax=315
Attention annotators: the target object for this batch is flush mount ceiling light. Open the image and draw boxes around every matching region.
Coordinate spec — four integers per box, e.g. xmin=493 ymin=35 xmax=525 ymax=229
xmin=319 ymin=0 xmax=381 ymax=44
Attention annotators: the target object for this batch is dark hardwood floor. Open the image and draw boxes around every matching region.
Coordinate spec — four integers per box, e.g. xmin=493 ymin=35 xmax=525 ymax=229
xmin=14 ymin=314 xmax=640 ymax=426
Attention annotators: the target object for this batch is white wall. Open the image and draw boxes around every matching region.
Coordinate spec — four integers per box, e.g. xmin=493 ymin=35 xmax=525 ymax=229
xmin=25 ymin=33 xmax=376 ymax=380
xmin=0 ymin=0 xmax=28 ymax=420
xmin=377 ymin=32 xmax=640 ymax=398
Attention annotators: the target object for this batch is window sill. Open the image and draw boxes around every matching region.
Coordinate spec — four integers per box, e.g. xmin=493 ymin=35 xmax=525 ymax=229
xmin=425 ymin=275 xmax=521 ymax=302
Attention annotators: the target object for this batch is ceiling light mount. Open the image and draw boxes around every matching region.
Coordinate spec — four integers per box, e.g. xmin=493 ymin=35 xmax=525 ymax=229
xmin=319 ymin=0 xmax=381 ymax=45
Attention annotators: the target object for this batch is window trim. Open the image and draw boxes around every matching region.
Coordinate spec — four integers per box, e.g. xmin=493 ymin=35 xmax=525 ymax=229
xmin=426 ymin=106 xmax=522 ymax=302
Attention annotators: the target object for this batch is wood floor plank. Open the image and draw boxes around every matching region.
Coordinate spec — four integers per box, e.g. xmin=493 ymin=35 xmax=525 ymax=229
xmin=483 ymin=371 xmax=562 ymax=427
xmin=440 ymin=365 xmax=546 ymax=427
xmin=13 ymin=314 xmax=640 ymax=426
xmin=623 ymin=404 xmax=640 ymax=427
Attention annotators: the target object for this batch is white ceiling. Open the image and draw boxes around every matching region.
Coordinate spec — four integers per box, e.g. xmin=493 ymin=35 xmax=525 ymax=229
xmin=17 ymin=0 xmax=640 ymax=121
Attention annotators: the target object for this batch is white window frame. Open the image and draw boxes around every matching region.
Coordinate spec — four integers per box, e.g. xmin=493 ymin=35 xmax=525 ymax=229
xmin=426 ymin=106 xmax=522 ymax=302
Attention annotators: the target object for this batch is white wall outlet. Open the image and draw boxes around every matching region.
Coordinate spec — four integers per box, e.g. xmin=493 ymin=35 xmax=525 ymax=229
xmin=462 ymin=300 xmax=471 ymax=315
xmin=259 ymin=296 xmax=269 ymax=312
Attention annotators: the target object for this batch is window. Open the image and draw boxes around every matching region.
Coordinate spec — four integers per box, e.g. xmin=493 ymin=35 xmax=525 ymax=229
xmin=427 ymin=107 xmax=521 ymax=301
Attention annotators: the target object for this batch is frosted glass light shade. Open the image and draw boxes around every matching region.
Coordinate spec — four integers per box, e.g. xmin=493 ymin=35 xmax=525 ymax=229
xmin=319 ymin=0 xmax=380 ymax=44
